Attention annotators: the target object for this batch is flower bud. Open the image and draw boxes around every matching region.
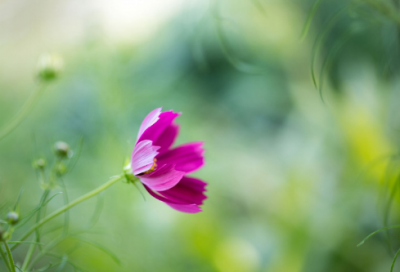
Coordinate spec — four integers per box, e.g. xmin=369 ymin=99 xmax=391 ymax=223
xmin=53 ymin=141 xmax=71 ymax=159
xmin=37 ymin=53 xmax=63 ymax=81
xmin=6 ymin=211 xmax=19 ymax=225
xmin=33 ymin=158 xmax=46 ymax=170
xmin=56 ymin=162 xmax=67 ymax=176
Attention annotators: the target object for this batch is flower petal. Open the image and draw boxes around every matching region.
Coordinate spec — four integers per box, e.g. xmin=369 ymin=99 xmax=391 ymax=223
xmin=138 ymin=111 xmax=181 ymax=148
xmin=139 ymin=164 xmax=185 ymax=191
xmin=156 ymin=142 xmax=205 ymax=174
xmin=153 ymin=123 xmax=179 ymax=154
xmin=143 ymin=184 xmax=204 ymax=213
xmin=160 ymin=176 xmax=207 ymax=205
xmin=137 ymin=108 xmax=162 ymax=140
xmin=131 ymin=140 xmax=160 ymax=176
xmin=165 ymin=203 xmax=202 ymax=213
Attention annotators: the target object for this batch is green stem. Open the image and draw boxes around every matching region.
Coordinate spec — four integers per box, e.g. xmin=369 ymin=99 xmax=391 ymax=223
xmin=21 ymin=189 xmax=50 ymax=271
xmin=357 ymin=225 xmax=400 ymax=246
xmin=11 ymin=175 xmax=124 ymax=252
xmin=3 ymin=242 xmax=16 ymax=272
xmin=21 ymin=244 xmax=35 ymax=271
xmin=0 ymin=84 xmax=47 ymax=141
xmin=391 ymin=247 xmax=400 ymax=272
xmin=0 ymin=244 xmax=11 ymax=272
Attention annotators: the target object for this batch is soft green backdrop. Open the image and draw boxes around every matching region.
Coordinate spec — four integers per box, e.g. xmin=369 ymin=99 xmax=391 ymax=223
xmin=1 ymin=0 xmax=400 ymax=271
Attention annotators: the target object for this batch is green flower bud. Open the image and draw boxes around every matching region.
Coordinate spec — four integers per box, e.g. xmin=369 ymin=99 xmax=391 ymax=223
xmin=33 ymin=158 xmax=46 ymax=170
xmin=53 ymin=141 xmax=71 ymax=159
xmin=6 ymin=211 xmax=19 ymax=225
xmin=0 ymin=228 xmax=9 ymax=241
xmin=56 ymin=162 xmax=67 ymax=176
xmin=37 ymin=53 xmax=63 ymax=81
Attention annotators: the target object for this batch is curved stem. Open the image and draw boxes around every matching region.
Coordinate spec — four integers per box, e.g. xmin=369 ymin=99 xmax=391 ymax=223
xmin=0 ymin=84 xmax=47 ymax=141
xmin=357 ymin=225 xmax=400 ymax=246
xmin=3 ymin=242 xmax=16 ymax=272
xmin=0 ymin=244 xmax=11 ymax=272
xmin=391 ymin=247 xmax=400 ymax=272
xmin=21 ymin=189 xmax=50 ymax=271
xmin=11 ymin=174 xmax=124 ymax=252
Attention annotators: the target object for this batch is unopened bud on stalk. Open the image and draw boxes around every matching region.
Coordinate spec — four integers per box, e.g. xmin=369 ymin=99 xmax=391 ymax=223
xmin=0 ymin=228 xmax=9 ymax=241
xmin=53 ymin=141 xmax=71 ymax=159
xmin=56 ymin=162 xmax=67 ymax=176
xmin=37 ymin=53 xmax=63 ymax=81
xmin=33 ymin=158 xmax=46 ymax=170
xmin=6 ymin=211 xmax=19 ymax=225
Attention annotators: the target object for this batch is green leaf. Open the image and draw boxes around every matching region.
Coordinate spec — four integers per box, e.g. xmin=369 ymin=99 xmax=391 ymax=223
xmin=300 ymin=0 xmax=325 ymax=41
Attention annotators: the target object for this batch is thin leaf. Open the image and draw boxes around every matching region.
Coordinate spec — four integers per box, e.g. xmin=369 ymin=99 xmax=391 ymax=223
xmin=211 ymin=1 xmax=266 ymax=74
xmin=318 ymin=25 xmax=355 ymax=103
xmin=7 ymin=241 xmax=43 ymax=245
xmin=300 ymin=0 xmax=325 ymax=40
xmin=70 ymin=236 xmax=121 ymax=265
xmin=88 ymin=193 xmax=104 ymax=229
xmin=67 ymin=137 xmax=84 ymax=174
xmin=46 ymin=253 xmax=89 ymax=272
xmin=391 ymin=247 xmax=400 ymax=272
xmin=250 ymin=0 xmax=267 ymax=16
xmin=311 ymin=5 xmax=349 ymax=89
xmin=15 ymin=192 xmax=62 ymax=230
xmin=59 ymin=178 xmax=70 ymax=236
xmin=56 ymin=255 xmax=68 ymax=272
xmin=13 ymin=188 xmax=24 ymax=211
xmin=358 ymin=225 xmax=400 ymax=246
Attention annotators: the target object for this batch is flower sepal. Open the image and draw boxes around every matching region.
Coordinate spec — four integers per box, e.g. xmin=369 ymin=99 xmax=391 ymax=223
xmin=123 ymin=163 xmax=138 ymax=184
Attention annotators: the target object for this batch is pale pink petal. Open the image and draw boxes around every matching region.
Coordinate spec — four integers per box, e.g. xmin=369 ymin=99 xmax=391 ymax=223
xmin=156 ymin=142 xmax=205 ymax=174
xmin=137 ymin=108 xmax=162 ymax=140
xmin=165 ymin=203 xmax=202 ymax=213
xmin=131 ymin=140 xmax=160 ymax=176
xmin=138 ymin=111 xmax=181 ymax=147
xmin=139 ymin=164 xmax=185 ymax=191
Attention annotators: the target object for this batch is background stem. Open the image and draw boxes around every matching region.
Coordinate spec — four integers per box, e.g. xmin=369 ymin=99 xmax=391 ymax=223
xmin=11 ymin=175 xmax=124 ymax=252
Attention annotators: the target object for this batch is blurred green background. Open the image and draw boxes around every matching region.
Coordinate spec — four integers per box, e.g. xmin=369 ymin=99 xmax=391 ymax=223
xmin=1 ymin=0 xmax=400 ymax=271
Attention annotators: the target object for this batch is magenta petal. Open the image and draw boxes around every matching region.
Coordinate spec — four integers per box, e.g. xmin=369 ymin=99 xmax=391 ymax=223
xmin=138 ymin=111 xmax=181 ymax=147
xmin=131 ymin=140 xmax=160 ymax=176
xmin=153 ymin=123 xmax=179 ymax=154
xmin=160 ymin=176 xmax=207 ymax=205
xmin=165 ymin=203 xmax=202 ymax=213
xmin=137 ymin=108 xmax=162 ymax=140
xmin=143 ymin=184 xmax=203 ymax=213
xmin=139 ymin=164 xmax=185 ymax=191
xmin=156 ymin=142 xmax=205 ymax=174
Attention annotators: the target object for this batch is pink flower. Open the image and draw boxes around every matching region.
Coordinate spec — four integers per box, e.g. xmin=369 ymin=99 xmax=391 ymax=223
xmin=131 ymin=108 xmax=207 ymax=213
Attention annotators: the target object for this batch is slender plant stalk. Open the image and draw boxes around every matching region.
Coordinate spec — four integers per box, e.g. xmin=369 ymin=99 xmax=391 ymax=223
xmin=21 ymin=189 xmax=50 ymax=270
xmin=11 ymin=174 xmax=125 ymax=252
xmin=0 ymin=84 xmax=47 ymax=141
xmin=0 ymin=244 xmax=11 ymax=272
xmin=358 ymin=225 xmax=400 ymax=246
xmin=391 ymin=247 xmax=400 ymax=272
xmin=3 ymin=242 xmax=16 ymax=272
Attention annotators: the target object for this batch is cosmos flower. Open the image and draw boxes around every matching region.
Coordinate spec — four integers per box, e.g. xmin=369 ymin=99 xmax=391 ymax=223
xmin=131 ymin=108 xmax=207 ymax=213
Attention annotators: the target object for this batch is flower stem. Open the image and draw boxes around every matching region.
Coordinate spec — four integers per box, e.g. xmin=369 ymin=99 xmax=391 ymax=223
xmin=3 ymin=242 xmax=16 ymax=272
xmin=0 ymin=84 xmax=47 ymax=141
xmin=21 ymin=189 xmax=50 ymax=271
xmin=0 ymin=244 xmax=11 ymax=272
xmin=11 ymin=174 xmax=124 ymax=252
